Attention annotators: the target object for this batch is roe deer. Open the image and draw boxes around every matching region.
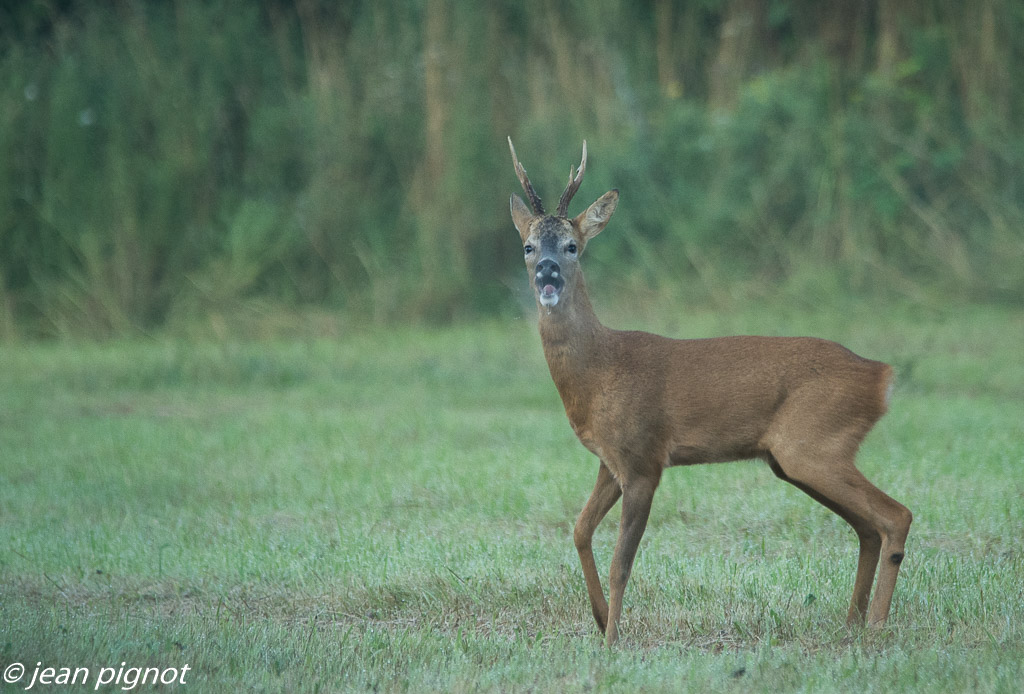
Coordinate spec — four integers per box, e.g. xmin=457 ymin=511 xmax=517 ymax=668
xmin=507 ymin=137 xmax=912 ymax=647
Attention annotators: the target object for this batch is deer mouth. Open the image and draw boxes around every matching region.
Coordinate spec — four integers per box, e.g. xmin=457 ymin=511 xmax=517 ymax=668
xmin=538 ymin=282 xmax=562 ymax=307
xmin=535 ymin=274 xmax=563 ymax=307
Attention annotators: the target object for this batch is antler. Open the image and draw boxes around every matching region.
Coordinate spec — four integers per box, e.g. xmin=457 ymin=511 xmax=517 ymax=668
xmin=508 ymin=137 xmax=545 ymax=215
xmin=556 ymin=140 xmax=587 ymax=217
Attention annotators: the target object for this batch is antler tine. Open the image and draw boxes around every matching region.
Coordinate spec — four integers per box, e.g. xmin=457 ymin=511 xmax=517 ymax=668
xmin=508 ymin=136 xmax=545 ymax=215
xmin=556 ymin=140 xmax=587 ymax=217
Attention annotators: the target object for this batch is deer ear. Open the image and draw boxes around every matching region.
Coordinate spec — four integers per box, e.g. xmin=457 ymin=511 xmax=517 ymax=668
xmin=510 ymin=194 xmax=535 ymax=241
xmin=574 ymin=189 xmax=618 ymax=243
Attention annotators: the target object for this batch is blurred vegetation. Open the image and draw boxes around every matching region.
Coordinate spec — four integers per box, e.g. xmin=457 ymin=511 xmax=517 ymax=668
xmin=1 ymin=0 xmax=1022 ymax=337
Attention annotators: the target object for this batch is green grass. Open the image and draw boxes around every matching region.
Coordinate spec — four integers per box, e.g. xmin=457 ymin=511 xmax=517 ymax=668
xmin=1 ymin=302 xmax=1023 ymax=692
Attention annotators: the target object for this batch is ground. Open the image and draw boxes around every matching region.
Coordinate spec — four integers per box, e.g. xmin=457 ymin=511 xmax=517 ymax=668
xmin=1 ymin=302 xmax=1022 ymax=692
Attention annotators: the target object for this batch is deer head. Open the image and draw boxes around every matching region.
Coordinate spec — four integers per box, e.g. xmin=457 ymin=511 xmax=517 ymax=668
xmin=508 ymin=137 xmax=618 ymax=309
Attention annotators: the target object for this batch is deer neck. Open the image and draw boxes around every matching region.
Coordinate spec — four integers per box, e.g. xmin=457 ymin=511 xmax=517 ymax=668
xmin=537 ymin=272 xmax=608 ymax=412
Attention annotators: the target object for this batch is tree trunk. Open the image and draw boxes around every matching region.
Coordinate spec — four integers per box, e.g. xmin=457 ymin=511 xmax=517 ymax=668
xmin=709 ymin=0 xmax=762 ymax=110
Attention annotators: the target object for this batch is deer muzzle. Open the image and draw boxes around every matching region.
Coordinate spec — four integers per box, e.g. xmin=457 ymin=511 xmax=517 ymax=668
xmin=535 ymin=257 xmax=564 ymax=307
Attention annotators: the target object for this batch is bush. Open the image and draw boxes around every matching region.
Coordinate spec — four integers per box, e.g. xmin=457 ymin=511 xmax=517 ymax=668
xmin=0 ymin=1 xmax=1021 ymax=337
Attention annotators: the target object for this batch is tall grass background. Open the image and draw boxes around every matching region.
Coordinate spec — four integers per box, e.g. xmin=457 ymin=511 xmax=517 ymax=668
xmin=1 ymin=0 xmax=1022 ymax=337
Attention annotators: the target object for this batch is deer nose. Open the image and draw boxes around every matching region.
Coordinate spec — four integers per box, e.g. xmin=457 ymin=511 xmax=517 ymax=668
xmin=536 ymin=258 xmax=560 ymax=280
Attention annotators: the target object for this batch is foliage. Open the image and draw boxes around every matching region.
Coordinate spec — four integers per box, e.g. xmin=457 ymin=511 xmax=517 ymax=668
xmin=1 ymin=1 xmax=1023 ymax=336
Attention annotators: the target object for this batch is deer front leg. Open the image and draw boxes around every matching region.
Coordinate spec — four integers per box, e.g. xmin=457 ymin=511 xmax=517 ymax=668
xmin=605 ymin=474 xmax=659 ymax=647
xmin=574 ymin=462 xmax=622 ymax=634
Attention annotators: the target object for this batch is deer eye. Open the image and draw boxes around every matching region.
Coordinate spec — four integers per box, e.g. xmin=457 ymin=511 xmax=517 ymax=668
xmin=524 ymin=244 xmax=534 ymax=255
xmin=566 ymin=242 xmax=578 ymax=255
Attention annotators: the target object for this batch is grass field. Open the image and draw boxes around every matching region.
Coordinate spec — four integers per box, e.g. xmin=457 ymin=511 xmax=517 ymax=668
xmin=1 ymin=301 xmax=1023 ymax=692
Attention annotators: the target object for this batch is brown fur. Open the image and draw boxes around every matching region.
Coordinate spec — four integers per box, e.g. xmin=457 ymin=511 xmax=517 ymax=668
xmin=509 ymin=139 xmax=912 ymax=646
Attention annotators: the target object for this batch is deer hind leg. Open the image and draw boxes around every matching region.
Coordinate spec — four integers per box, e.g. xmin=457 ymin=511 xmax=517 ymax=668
xmin=768 ymin=449 xmax=912 ymax=629
xmin=574 ymin=461 xmax=622 ymax=635
xmin=766 ymin=454 xmax=881 ymax=625
xmin=605 ymin=473 xmax=659 ymax=647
